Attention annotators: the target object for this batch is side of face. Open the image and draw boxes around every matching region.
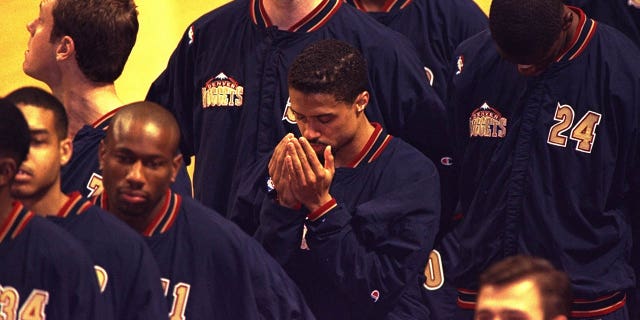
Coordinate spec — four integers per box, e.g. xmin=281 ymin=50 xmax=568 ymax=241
xmin=475 ymin=279 xmax=545 ymax=320
xmin=11 ymin=105 xmax=71 ymax=200
xmin=288 ymin=88 xmax=364 ymax=158
xmin=24 ymin=0 xmax=60 ymax=83
xmin=99 ymin=119 xmax=182 ymax=218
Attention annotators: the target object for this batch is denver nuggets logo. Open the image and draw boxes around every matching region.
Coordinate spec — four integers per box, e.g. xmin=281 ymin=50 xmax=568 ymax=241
xmin=201 ymin=72 xmax=244 ymax=108
xmin=456 ymin=55 xmax=464 ymax=75
xmin=629 ymin=0 xmax=640 ymax=9
xmin=424 ymin=67 xmax=434 ymax=86
xmin=282 ymin=97 xmax=296 ymax=124
xmin=469 ymin=102 xmax=507 ymax=138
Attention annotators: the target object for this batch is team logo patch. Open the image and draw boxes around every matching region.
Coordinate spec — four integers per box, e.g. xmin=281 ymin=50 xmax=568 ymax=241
xmin=188 ymin=25 xmax=195 ymax=45
xmin=469 ymin=102 xmax=508 ymax=138
xmin=440 ymin=157 xmax=453 ymax=166
xmin=370 ymin=290 xmax=380 ymax=302
xmin=201 ymin=73 xmax=244 ymax=108
xmin=456 ymin=55 xmax=464 ymax=75
xmin=424 ymin=67 xmax=434 ymax=86
xmin=282 ymin=97 xmax=296 ymax=124
xmin=629 ymin=0 xmax=640 ymax=9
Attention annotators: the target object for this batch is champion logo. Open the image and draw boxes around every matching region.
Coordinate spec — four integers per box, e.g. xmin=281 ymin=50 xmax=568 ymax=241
xmin=370 ymin=290 xmax=380 ymax=302
xmin=440 ymin=157 xmax=453 ymax=166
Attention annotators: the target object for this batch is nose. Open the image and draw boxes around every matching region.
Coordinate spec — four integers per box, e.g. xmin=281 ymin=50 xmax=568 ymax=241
xmin=26 ymin=19 xmax=35 ymax=35
xmin=125 ymin=160 xmax=145 ymax=186
xmin=302 ymin=123 xmax=321 ymax=141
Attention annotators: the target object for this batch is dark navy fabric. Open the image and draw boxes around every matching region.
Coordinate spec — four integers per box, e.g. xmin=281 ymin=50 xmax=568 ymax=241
xmin=48 ymin=192 xmax=167 ymax=320
xmin=564 ymin=0 xmax=640 ymax=48
xmin=254 ymin=127 xmax=441 ymax=319
xmin=146 ymin=0 xmax=450 ymax=228
xmin=96 ymin=191 xmax=315 ymax=320
xmin=0 ymin=202 xmax=108 ymax=319
xmin=445 ymin=7 xmax=640 ymax=318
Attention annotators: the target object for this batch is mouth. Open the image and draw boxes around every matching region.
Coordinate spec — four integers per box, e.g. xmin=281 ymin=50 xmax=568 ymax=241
xmin=118 ymin=189 xmax=148 ymax=205
xmin=13 ymin=168 xmax=33 ymax=182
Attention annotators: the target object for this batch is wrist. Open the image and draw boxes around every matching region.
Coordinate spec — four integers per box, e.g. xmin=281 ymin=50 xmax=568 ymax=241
xmin=306 ymin=198 xmax=337 ymax=221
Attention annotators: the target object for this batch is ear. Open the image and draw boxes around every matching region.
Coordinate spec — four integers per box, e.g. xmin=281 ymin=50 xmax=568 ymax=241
xmin=354 ymin=91 xmax=370 ymax=113
xmin=0 ymin=158 xmax=18 ymax=188
xmin=561 ymin=5 xmax=574 ymax=31
xmin=98 ymin=140 xmax=107 ymax=170
xmin=59 ymin=137 xmax=73 ymax=166
xmin=169 ymin=153 xmax=183 ymax=184
xmin=55 ymin=36 xmax=75 ymax=61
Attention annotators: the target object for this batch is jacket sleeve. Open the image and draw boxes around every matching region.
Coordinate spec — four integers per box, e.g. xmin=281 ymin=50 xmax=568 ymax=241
xmin=303 ymin=167 xmax=440 ymax=314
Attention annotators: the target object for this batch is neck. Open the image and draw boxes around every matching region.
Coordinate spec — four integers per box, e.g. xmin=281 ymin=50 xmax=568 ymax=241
xmin=560 ymin=6 xmax=581 ymax=54
xmin=19 ymin=184 xmax=69 ymax=218
xmin=334 ymin=120 xmax=375 ymax=168
xmin=0 ymin=189 xmax=14 ymax=224
xmin=262 ymin=0 xmax=323 ymax=30
xmin=111 ymin=192 xmax=168 ymax=234
xmin=50 ymin=79 xmax=122 ymax=139
xmin=354 ymin=0 xmax=388 ymax=12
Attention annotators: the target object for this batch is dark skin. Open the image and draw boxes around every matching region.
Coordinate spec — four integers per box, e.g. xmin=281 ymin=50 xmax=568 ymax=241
xmin=498 ymin=5 xmax=579 ymax=77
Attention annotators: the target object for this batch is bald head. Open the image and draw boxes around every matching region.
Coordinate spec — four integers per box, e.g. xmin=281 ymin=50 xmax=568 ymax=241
xmin=106 ymin=101 xmax=181 ymax=155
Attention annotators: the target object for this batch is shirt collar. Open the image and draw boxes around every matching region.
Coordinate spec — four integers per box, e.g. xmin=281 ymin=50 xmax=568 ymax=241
xmin=344 ymin=0 xmax=412 ymax=13
xmin=250 ymin=0 xmax=342 ymax=32
xmin=0 ymin=201 xmax=35 ymax=243
xmin=556 ymin=6 xmax=597 ymax=63
xmin=346 ymin=122 xmax=393 ymax=168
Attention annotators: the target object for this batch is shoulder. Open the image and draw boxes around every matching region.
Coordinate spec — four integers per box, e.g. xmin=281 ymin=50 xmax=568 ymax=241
xmin=383 ymin=137 xmax=438 ymax=176
xmin=190 ymin=0 xmax=251 ymax=31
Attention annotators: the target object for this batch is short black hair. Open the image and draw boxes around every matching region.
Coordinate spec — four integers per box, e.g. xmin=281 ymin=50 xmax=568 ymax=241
xmin=0 ymin=99 xmax=31 ymax=167
xmin=51 ymin=0 xmax=139 ymax=83
xmin=489 ymin=0 xmax=564 ymax=60
xmin=6 ymin=87 xmax=68 ymax=140
xmin=479 ymin=255 xmax=572 ymax=319
xmin=288 ymin=39 xmax=368 ymax=104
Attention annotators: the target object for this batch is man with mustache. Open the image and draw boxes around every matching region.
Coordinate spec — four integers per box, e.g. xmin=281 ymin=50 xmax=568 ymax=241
xmin=255 ymin=39 xmax=442 ymax=319
xmin=6 ymin=86 xmax=167 ymax=320
xmin=96 ymin=101 xmax=314 ymax=319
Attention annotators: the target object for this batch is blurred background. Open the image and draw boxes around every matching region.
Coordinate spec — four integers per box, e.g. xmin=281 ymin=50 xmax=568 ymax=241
xmin=0 ymin=0 xmax=490 ymax=99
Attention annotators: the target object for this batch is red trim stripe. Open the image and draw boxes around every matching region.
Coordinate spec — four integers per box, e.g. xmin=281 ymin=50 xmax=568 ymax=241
xmin=142 ymin=190 xmax=171 ymax=237
xmin=555 ymin=6 xmax=586 ymax=62
xmin=399 ymin=0 xmax=412 ymax=10
xmin=57 ymin=192 xmax=83 ymax=218
xmin=258 ymin=0 xmax=273 ymax=27
xmin=570 ymin=296 xmax=625 ymax=318
xmin=0 ymin=202 xmax=23 ymax=243
xmin=568 ymin=20 xmax=597 ymax=61
xmin=91 ymin=107 xmax=122 ymax=129
xmin=306 ymin=0 xmax=341 ymax=32
xmin=159 ymin=194 xmax=182 ymax=234
xmin=77 ymin=201 xmax=92 ymax=215
xmin=11 ymin=211 xmax=34 ymax=239
xmin=368 ymin=135 xmax=392 ymax=163
xmin=380 ymin=0 xmax=398 ymax=12
xmin=348 ymin=124 xmax=383 ymax=168
xmin=250 ymin=0 xmax=258 ymax=24
xmin=456 ymin=298 xmax=476 ymax=310
xmin=307 ymin=198 xmax=337 ymax=221
xmin=290 ymin=0 xmax=329 ymax=32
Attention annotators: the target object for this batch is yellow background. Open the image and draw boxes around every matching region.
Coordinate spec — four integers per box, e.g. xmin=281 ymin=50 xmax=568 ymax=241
xmin=1 ymin=0 xmax=490 ymax=98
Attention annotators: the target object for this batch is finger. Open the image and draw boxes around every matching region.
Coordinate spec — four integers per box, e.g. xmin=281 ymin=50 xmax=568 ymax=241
xmin=287 ymin=142 xmax=308 ymax=186
xmin=324 ymin=145 xmax=335 ymax=175
xmin=290 ymin=138 xmax=315 ymax=183
xmin=299 ymin=137 xmax=324 ymax=175
xmin=269 ymin=134 xmax=294 ymax=178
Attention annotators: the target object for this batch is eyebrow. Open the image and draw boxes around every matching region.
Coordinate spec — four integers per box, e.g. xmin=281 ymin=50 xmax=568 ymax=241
xmin=289 ymin=106 xmax=333 ymax=119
